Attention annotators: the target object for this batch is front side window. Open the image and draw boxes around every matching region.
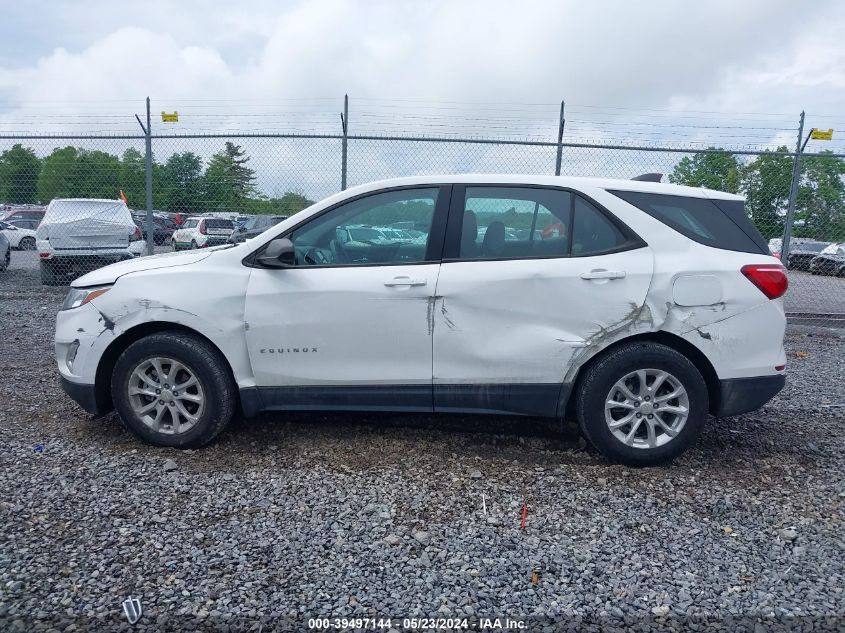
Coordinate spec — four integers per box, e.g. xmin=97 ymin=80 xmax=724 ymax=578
xmin=289 ymin=188 xmax=438 ymax=266
xmin=183 ymin=219 xmax=199 ymax=229
xmin=458 ymin=187 xmax=572 ymax=260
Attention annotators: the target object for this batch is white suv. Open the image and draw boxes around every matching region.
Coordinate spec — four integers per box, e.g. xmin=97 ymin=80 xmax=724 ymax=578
xmin=172 ymin=216 xmax=235 ymax=250
xmin=54 ymin=175 xmax=787 ymax=465
xmin=37 ymin=198 xmax=146 ymax=285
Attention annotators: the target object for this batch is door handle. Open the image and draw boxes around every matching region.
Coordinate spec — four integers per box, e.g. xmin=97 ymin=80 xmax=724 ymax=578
xmin=384 ymin=277 xmax=427 ymax=287
xmin=580 ymin=269 xmax=626 ymax=280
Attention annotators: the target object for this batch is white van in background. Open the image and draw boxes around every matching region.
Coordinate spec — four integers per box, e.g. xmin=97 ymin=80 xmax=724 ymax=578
xmin=36 ymin=198 xmax=147 ymax=286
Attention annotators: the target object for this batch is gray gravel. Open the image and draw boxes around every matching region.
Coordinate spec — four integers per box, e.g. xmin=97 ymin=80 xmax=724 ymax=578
xmin=1 ymin=251 xmax=844 ymax=631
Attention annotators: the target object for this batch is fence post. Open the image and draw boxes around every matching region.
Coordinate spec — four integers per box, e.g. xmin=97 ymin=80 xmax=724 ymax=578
xmin=781 ymin=110 xmax=805 ymax=263
xmin=144 ymin=97 xmax=154 ymax=255
xmin=554 ymin=100 xmax=565 ymax=176
xmin=341 ymin=94 xmax=349 ymax=190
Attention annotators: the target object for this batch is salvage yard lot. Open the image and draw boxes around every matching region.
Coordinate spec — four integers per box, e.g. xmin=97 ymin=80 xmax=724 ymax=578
xmin=1 ymin=250 xmax=844 ymax=630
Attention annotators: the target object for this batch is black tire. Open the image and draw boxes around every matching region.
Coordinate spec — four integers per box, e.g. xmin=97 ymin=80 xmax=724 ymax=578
xmin=171 ymin=239 xmax=178 ymax=251
xmin=40 ymin=260 xmax=61 ymax=285
xmin=575 ymin=342 xmax=708 ymax=466
xmin=0 ymin=247 xmax=9 ymax=271
xmin=190 ymin=240 xmax=198 ymax=250
xmin=19 ymin=236 xmax=35 ymax=251
xmin=111 ymin=331 xmax=237 ymax=448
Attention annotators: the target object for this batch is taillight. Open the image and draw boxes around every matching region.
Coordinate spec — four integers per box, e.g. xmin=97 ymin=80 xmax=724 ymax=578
xmin=199 ymin=221 xmax=207 ymax=235
xmin=130 ymin=226 xmax=142 ymax=242
xmin=741 ymin=264 xmax=788 ymax=299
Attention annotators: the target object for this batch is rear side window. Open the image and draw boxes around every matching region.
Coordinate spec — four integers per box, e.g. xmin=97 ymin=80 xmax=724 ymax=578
xmin=571 ymin=196 xmax=629 ymax=256
xmin=609 ymin=190 xmax=767 ymax=254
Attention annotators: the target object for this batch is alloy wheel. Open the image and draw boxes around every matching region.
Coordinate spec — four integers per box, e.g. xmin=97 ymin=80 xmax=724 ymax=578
xmin=604 ymin=368 xmax=690 ymax=449
xmin=127 ymin=357 xmax=205 ymax=435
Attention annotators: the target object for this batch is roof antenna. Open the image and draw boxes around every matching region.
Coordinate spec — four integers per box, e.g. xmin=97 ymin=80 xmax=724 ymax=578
xmin=631 ymin=173 xmax=662 ymax=182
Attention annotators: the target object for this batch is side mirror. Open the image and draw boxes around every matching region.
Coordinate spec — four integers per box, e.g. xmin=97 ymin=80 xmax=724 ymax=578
xmin=256 ymin=237 xmax=295 ymax=268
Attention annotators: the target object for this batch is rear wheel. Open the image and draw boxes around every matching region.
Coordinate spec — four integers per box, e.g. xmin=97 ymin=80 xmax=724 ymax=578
xmin=40 ymin=259 xmax=61 ymax=285
xmin=190 ymin=240 xmax=198 ymax=250
xmin=112 ymin=331 xmax=237 ymax=448
xmin=19 ymin=236 xmax=35 ymax=251
xmin=575 ymin=342 xmax=708 ymax=466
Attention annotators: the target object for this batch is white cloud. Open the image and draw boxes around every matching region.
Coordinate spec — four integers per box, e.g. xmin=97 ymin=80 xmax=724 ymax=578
xmin=0 ymin=0 xmax=843 ymax=196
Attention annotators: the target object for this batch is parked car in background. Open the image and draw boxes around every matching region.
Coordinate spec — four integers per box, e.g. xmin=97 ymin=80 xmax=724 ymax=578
xmin=784 ymin=239 xmax=831 ymax=271
xmin=55 ymin=174 xmax=787 ymax=466
xmin=768 ymin=238 xmax=782 ymax=259
xmin=36 ymin=198 xmax=147 ymax=286
xmin=809 ymin=243 xmax=845 ymax=276
xmin=228 ymin=215 xmax=288 ymax=244
xmin=171 ymin=217 xmax=235 ymax=250
xmin=132 ymin=214 xmax=177 ymax=245
xmin=2 ymin=205 xmax=45 ymax=226
xmin=7 ymin=218 xmax=40 ymax=231
xmin=0 ymin=220 xmax=37 ymax=250
xmin=0 ymin=231 xmax=9 ymax=271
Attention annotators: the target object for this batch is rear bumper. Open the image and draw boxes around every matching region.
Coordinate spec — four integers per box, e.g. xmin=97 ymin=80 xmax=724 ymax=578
xmin=59 ymin=376 xmax=101 ymax=415
xmin=715 ymin=374 xmax=785 ymax=417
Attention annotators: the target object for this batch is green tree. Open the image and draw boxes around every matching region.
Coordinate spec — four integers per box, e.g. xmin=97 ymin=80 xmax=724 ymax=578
xmin=37 ymin=146 xmax=122 ymax=202
xmin=0 ymin=144 xmax=41 ymax=204
xmin=72 ymin=149 xmax=121 ymax=199
xmin=37 ymin=147 xmax=79 ymax=202
xmin=668 ymin=149 xmax=740 ymax=193
xmin=118 ymin=148 xmax=146 ymax=208
xmin=740 ymin=147 xmax=793 ymax=239
xmin=204 ymin=142 xmax=256 ymax=211
xmin=795 ymin=151 xmax=845 ymax=240
xmin=244 ymin=191 xmax=314 ymax=216
xmin=160 ymin=152 xmax=205 ymax=214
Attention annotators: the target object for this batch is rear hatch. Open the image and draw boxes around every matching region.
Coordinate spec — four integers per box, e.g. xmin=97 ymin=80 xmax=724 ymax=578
xmin=205 ymin=218 xmax=234 ymax=236
xmin=42 ymin=200 xmax=134 ymax=251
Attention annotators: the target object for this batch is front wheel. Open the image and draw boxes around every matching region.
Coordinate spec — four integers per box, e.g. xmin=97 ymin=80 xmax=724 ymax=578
xmin=111 ymin=331 xmax=237 ymax=448
xmin=171 ymin=239 xmax=178 ymax=251
xmin=19 ymin=236 xmax=35 ymax=251
xmin=190 ymin=240 xmax=198 ymax=250
xmin=575 ymin=342 xmax=708 ymax=466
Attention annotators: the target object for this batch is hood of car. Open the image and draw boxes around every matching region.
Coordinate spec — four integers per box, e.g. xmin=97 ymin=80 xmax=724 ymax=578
xmin=71 ymin=249 xmax=214 ymax=287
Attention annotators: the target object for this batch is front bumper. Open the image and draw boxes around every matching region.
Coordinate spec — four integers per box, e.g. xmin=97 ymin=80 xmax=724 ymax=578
xmin=60 ymin=376 xmax=101 ymax=415
xmin=715 ymin=374 xmax=785 ymax=417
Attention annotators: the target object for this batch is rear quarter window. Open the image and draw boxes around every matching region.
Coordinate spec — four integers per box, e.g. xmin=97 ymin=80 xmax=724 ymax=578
xmin=608 ymin=190 xmax=768 ymax=255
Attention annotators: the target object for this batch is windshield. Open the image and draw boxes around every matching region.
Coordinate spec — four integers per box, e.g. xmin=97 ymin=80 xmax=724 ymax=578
xmin=348 ymin=228 xmax=384 ymax=241
xmin=206 ymin=219 xmax=234 ymax=229
xmin=820 ymin=243 xmax=841 ymax=255
xmin=797 ymin=241 xmax=829 ymax=252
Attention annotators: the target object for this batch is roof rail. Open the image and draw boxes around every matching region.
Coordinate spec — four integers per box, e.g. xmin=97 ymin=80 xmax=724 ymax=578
xmin=631 ymin=173 xmax=662 ymax=182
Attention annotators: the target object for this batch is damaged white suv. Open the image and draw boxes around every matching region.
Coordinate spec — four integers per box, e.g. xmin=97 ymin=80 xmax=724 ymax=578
xmin=54 ymin=175 xmax=787 ymax=465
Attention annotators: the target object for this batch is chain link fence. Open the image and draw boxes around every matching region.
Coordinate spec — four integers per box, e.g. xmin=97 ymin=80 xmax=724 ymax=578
xmin=1 ymin=116 xmax=843 ymax=325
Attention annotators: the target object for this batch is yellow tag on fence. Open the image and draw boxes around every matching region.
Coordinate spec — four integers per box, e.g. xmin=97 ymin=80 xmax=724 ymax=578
xmin=161 ymin=111 xmax=179 ymax=123
xmin=810 ymin=128 xmax=833 ymax=140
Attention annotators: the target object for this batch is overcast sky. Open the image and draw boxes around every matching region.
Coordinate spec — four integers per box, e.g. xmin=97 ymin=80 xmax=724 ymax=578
xmin=0 ymin=0 xmax=843 ymax=194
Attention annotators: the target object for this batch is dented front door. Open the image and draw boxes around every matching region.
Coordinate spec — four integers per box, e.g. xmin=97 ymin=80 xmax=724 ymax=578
xmin=244 ymin=264 xmax=440 ymax=389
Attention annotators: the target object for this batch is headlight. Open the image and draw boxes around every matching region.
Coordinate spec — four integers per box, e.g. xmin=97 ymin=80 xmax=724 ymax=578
xmin=61 ymin=286 xmax=111 ymax=311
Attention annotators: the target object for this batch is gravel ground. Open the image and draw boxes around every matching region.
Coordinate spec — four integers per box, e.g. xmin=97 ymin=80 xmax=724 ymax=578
xmin=1 ymin=253 xmax=844 ymax=632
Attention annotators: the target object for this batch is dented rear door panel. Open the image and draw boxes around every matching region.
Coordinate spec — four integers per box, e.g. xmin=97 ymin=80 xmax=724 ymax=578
xmin=431 ymin=247 xmax=655 ymax=389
